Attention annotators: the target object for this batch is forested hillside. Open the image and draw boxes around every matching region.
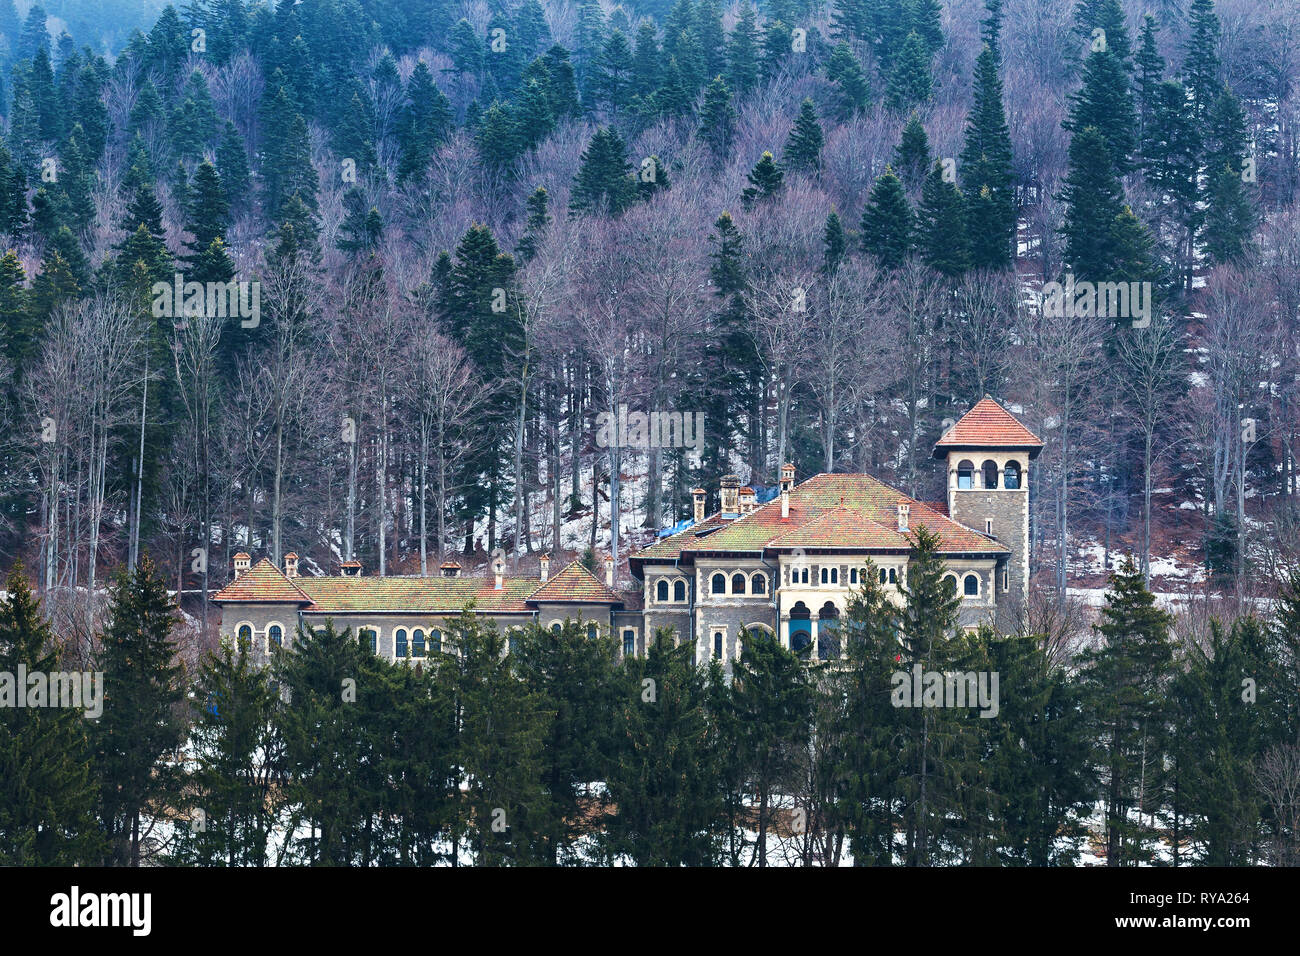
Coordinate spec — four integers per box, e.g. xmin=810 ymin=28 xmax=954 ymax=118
xmin=1 ymin=0 xmax=1298 ymax=625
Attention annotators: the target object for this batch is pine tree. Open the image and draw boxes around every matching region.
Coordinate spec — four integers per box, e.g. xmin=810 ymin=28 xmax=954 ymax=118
xmin=823 ymin=209 xmax=847 ymax=273
xmin=886 ymin=31 xmax=933 ymax=113
xmin=601 ymin=630 xmax=724 ymax=865
xmin=333 ymin=88 xmax=378 ymax=174
xmin=569 ymin=127 xmax=637 ymax=216
xmin=516 ymin=186 xmax=551 ymax=263
xmin=170 ymin=635 xmax=282 ymax=866
xmin=783 ymin=98 xmax=825 ymax=174
xmin=184 ymin=160 xmax=230 ymax=263
xmin=1077 ymin=558 xmax=1176 ymax=866
xmin=632 ymin=21 xmax=660 ymax=98
xmin=93 ymin=557 xmax=185 ymax=866
xmin=728 ymin=626 xmax=813 ymax=865
xmin=893 ymin=113 xmax=931 ymax=191
xmin=514 ymin=620 xmax=622 ymax=864
xmin=1134 ymin=15 xmax=1165 ymax=153
xmin=726 ymin=2 xmax=761 ymax=97
xmin=336 ymin=188 xmax=384 ymax=257
xmin=0 ymin=565 xmax=103 ymax=865
xmin=860 ymin=167 xmax=913 ymax=270
xmin=825 ymin=41 xmax=870 ymax=119
xmin=476 ymin=101 xmax=521 ymax=173
xmin=1183 ymin=0 xmax=1221 ymax=121
xmin=1060 ymin=126 xmax=1153 ymax=287
xmin=1065 ymin=42 xmax=1138 ymax=175
xmin=396 ymin=61 xmax=452 ymax=185
xmin=741 ymin=151 xmax=784 ymax=205
xmin=960 ymin=44 xmax=1016 ymax=269
xmin=590 ymin=28 xmax=634 ymax=113
xmin=917 ymin=159 xmax=969 ymax=278
xmin=698 ymin=75 xmax=736 ymax=158
xmin=216 ymin=121 xmax=252 ymax=215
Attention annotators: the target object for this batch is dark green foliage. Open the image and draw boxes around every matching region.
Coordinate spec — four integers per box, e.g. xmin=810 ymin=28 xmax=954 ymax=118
xmin=741 ymin=150 xmax=784 ymax=205
xmin=893 ymin=113 xmax=931 ymax=190
xmin=0 ymin=565 xmax=102 ymax=865
xmin=93 ymin=557 xmax=186 ymax=866
xmin=860 ymin=167 xmax=912 ymax=269
xmin=570 ymin=126 xmax=638 ymax=216
xmin=917 ymin=159 xmax=968 ymax=278
xmin=960 ymin=45 xmax=1015 ymax=270
xmin=886 ymin=31 xmax=933 ymax=113
xmin=783 ymin=98 xmax=825 ymax=173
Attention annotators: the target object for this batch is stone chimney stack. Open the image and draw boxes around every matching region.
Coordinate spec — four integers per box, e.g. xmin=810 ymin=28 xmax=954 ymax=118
xmin=341 ymin=560 xmax=362 ymax=577
xmin=739 ymin=486 xmax=756 ymax=514
xmin=604 ymin=554 xmax=615 ymax=589
xmin=780 ymin=463 xmax=795 ymax=520
xmin=539 ymin=553 xmax=550 ymax=582
xmin=692 ymin=487 xmax=707 ymax=524
xmin=897 ymin=503 xmax=910 ymax=533
xmin=233 ymin=553 xmax=250 ymax=578
xmin=720 ymin=474 xmax=740 ymax=516
xmin=492 ymin=552 xmax=504 ymax=590
xmin=284 ymin=552 xmax=299 ymax=578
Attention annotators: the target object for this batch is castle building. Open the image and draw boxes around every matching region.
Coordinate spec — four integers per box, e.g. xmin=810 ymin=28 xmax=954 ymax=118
xmin=213 ymin=398 xmax=1042 ymax=665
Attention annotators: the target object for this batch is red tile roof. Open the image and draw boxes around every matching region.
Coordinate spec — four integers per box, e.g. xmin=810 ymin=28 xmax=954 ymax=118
xmin=630 ymin=472 xmax=1007 ymax=566
xmin=211 ymin=558 xmax=311 ymax=604
xmin=933 ymin=397 xmax=1043 ymax=456
xmin=528 ymin=560 xmax=623 ymax=605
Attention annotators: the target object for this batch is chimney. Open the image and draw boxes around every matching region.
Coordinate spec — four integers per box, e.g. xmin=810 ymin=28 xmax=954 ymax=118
xmin=539 ymin=553 xmax=550 ymax=582
xmin=739 ymin=486 xmax=756 ymax=514
xmin=492 ymin=553 xmax=504 ymax=590
xmin=284 ymin=552 xmax=298 ymax=578
xmin=341 ymin=560 xmax=362 ymax=576
xmin=780 ymin=463 xmax=795 ymax=520
xmin=439 ymin=560 xmax=461 ymax=578
xmin=692 ymin=487 xmax=707 ymax=524
xmin=720 ymin=474 xmax=740 ymax=516
xmin=233 ymin=552 xmax=250 ymax=578
xmin=604 ymin=554 xmax=615 ymax=589
xmin=897 ymin=503 xmax=910 ymax=533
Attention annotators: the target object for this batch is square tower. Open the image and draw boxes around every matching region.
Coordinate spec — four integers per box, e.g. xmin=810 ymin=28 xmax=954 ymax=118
xmin=934 ymin=397 xmax=1044 ymax=629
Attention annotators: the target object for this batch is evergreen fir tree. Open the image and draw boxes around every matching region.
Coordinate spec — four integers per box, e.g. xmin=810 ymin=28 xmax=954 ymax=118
xmin=1077 ymin=558 xmax=1176 ymax=866
xmin=783 ymin=98 xmax=825 ymax=174
xmin=860 ymin=167 xmax=913 ymax=270
xmin=893 ymin=112 xmax=931 ymax=191
xmin=569 ymin=127 xmax=638 ymax=216
xmin=825 ymin=41 xmax=871 ymax=119
xmin=0 ymin=565 xmax=102 ymax=865
xmin=823 ymin=209 xmax=847 ymax=273
xmin=92 ymin=557 xmax=185 ymax=866
xmin=726 ymin=2 xmax=761 ymax=97
xmin=1183 ymin=0 xmax=1222 ymax=121
xmin=886 ymin=31 xmax=933 ymax=113
xmin=741 ymin=151 xmax=784 ymax=205
xmin=698 ymin=75 xmax=736 ymax=158
xmin=960 ymin=44 xmax=1016 ymax=270
xmin=918 ymin=159 xmax=969 ymax=278
xmin=216 ymin=121 xmax=252 ymax=215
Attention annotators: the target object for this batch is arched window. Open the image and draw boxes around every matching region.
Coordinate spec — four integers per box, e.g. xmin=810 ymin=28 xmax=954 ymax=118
xmin=1004 ymin=460 xmax=1021 ymax=489
xmin=623 ymin=629 xmax=636 ymax=657
xmin=412 ymin=629 xmax=427 ymax=657
xmin=830 ymin=567 xmax=839 ymax=584
xmin=551 ymin=622 xmax=562 ymax=634
xmin=879 ymin=567 xmax=887 ymax=584
xmin=268 ymin=624 xmax=283 ymax=649
xmin=587 ymin=623 xmax=598 ymax=640
xmin=789 ymin=602 xmax=812 ymax=654
xmin=800 ymin=567 xmax=809 ymax=584
xmin=508 ymin=630 xmax=521 ymax=656
xmin=713 ymin=632 xmax=724 ymax=659
xmin=850 ymin=568 xmax=858 ymax=585
xmin=964 ymin=574 xmax=979 ymax=597
xmin=751 ymin=573 xmax=766 ymax=594
xmin=820 ymin=566 xmax=829 ymax=584
xmin=818 ymin=602 xmax=840 ymax=660
xmin=888 ymin=568 xmax=897 ymax=584
xmin=430 ymin=629 xmax=442 ymax=654
xmin=359 ymin=628 xmax=377 ymax=654
xmin=982 ymin=460 xmax=999 ymax=489
xmin=957 ymin=460 xmax=974 ymax=489
xmin=711 ymin=573 xmax=726 ymax=594
xmin=673 ymin=580 xmax=687 ymax=601
xmin=395 ymin=628 xmax=408 ymax=658
xmin=656 ymin=580 xmax=669 ymax=602
xmin=732 ymin=573 xmax=746 ymax=594
xmin=237 ymin=624 xmax=252 ymax=645
xmin=943 ymin=575 xmax=958 ymax=595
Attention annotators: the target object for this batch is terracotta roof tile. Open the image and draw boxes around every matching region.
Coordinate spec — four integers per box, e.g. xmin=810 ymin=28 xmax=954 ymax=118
xmin=528 ymin=561 xmax=623 ymax=605
xmin=630 ymin=473 xmax=1007 ymax=563
xmin=212 ymin=558 xmax=311 ymax=604
xmin=295 ymin=575 xmax=539 ymax=615
xmin=934 ymin=397 xmax=1043 ymax=456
